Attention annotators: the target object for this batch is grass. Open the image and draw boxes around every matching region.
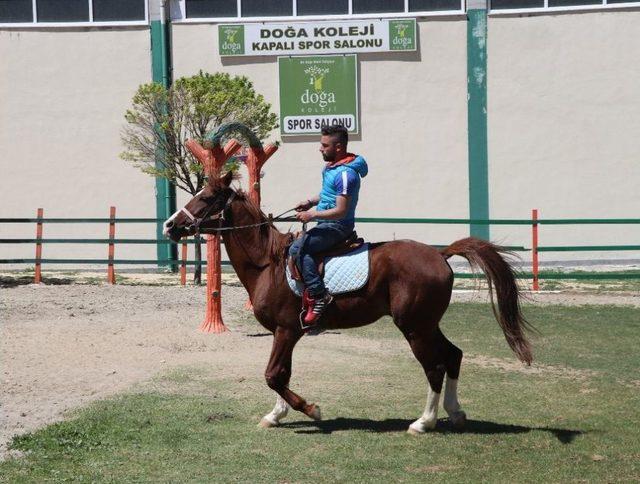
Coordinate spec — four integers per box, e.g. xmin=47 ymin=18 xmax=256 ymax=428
xmin=535 ymin=270 xmax=640 ymax=293
xmin=2 ymin=304 xmax=639 ymax=482
xmin=451 ymin=273 xmax=640 ymax=293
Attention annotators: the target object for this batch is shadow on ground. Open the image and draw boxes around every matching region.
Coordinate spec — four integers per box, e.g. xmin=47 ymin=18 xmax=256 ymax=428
xmin=282 ymin=418 xmax=584 ymax=443
xmin=243 ymin=330 xmax=342 ymax=338
xmin=0 ymin=276 xmax=73 ymax=288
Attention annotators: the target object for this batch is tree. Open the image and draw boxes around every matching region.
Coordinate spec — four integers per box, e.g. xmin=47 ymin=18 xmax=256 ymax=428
xmin=121 ymin=71 xmax=279 ymax=283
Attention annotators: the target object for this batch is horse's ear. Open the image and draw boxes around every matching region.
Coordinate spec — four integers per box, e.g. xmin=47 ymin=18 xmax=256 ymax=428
xmin=220 ymin=170 xmax=233 ymax=187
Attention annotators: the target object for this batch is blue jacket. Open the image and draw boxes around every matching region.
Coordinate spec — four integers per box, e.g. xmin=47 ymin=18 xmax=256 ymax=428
xmin=316 ymin=155 xmax=368 ymax=227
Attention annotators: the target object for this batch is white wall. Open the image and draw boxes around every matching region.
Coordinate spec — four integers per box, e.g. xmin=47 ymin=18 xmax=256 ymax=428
xmin=488 ymin=11 xmax=640 ymax=263
xmin=171 ymin=19 xmax=470 ymax=248
xmin=2 ymin=10 xmax=639 ymax=269
xmin=0 ymin=27 xmax=156 ymax=262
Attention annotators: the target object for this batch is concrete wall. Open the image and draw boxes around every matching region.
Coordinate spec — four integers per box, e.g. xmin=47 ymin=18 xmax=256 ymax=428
xmin=1 ymin=9 xmax=639 ymax=267
xmin=488 ymin=11 xmax=640 ymax=262
xmin=171 ymin=18 xmax=470 ymax=247
xmin=0 ymin=27 xmax=155 ymax=262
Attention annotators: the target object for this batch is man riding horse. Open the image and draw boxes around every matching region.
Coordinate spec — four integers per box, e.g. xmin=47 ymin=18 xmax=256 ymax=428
xmin=289 ymin=124 xmax=368 ymax=325
xmin=163 ymin=122 xmax=534 ymax=433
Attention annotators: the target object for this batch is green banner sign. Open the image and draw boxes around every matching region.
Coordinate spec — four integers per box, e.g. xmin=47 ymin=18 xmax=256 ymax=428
xmin=279 ymin=55 xmax=358 ymax=136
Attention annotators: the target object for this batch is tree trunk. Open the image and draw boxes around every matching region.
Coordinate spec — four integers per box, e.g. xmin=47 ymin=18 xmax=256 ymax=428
xmin=194 ymin=237 xmax=202 ymax=284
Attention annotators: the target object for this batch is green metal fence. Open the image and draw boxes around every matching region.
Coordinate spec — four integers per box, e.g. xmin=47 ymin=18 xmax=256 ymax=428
xmin=1 ymin=212 xmax=640 ymax=283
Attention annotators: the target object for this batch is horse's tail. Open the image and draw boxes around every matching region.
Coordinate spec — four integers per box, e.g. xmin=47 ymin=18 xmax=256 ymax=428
xmin=440 ymin=237 xmax=534 ymax=365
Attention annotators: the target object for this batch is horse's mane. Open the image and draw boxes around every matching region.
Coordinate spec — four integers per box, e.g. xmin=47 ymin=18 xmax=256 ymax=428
xmin=232 ymin=189 xmax=294 ymax=265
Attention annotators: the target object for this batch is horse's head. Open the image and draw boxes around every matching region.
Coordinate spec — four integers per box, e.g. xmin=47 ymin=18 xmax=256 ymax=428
xmin=163 ymin=171 xmax=234 ymax=242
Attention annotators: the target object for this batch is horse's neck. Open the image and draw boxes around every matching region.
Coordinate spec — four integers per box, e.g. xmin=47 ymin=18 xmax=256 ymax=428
xmin=221 ymin=200 xmax=283 ymax=295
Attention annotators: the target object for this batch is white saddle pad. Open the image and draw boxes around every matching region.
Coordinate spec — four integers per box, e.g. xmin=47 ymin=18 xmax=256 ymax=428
xmin=286 ymin=244 xmax=370 ymax=297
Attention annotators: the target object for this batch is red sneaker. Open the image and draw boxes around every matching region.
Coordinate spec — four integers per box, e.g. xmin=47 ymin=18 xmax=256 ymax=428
xmin=304 ymin=293 xmax=333 ymax=325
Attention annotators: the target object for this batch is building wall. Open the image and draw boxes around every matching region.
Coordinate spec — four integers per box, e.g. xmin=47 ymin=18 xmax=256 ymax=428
xmin=0 ymin=27 xmax=156 ymax=261
xmin=488 ymin=11 xmax=640 ymax=262
xmin=1 ymin=9 xmax=639 ymax=266
xmin=171 ymin=18 xmax=470 ymax=247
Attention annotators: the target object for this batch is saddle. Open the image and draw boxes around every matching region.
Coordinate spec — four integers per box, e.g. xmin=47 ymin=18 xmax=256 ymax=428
xmin=287 ymin=231 xmax=365 ymax=281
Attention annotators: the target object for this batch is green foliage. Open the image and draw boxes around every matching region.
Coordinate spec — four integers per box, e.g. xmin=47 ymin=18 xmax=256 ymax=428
xmin=120 ymin=71 xmax=279 ymax=195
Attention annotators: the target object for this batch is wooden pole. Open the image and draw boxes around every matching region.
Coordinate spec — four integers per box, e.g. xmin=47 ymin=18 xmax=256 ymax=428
xmin=532 ymin=209 xmax=539 ymax=291
xmin=244 ymin=144 xmax=278 ymax=309
xmin=180 ymin=238 xmax=187 ymax=286
xmin=245 ymin=144 xmax=278 ymax=205
xmin=185 ymin=138 xmax=241 ymax=333
xmin=202 ymin=234 xmax=226 ymax=332
xmin=34 ymin=208 xmax=43 ymax=284
xmin=107 ymin=206 xmax=116 ymax=284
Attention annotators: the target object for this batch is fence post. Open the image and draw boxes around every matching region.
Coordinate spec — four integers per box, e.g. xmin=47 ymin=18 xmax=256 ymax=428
xmin=180 ymin=238 xmax=187 ymax=286
xmin=107 ymin=206 xmax=116 ymax=284
xmin=532 ymin=209 xmax=539 ymax=291
xmin=34 ymin=208 xmax=43 ymax=284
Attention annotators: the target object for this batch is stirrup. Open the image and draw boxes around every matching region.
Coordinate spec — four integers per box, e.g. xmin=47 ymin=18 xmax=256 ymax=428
xmin=299 ymin=310 xmax=314 ymax=331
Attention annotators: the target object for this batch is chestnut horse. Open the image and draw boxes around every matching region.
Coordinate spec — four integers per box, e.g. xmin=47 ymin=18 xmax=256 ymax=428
xmin=164 ymin=172 xmax=534 ymax=434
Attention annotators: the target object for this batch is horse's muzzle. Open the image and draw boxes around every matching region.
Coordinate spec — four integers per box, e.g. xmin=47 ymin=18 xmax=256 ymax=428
xmin=164 ymin=223 xmax=187 ymax=243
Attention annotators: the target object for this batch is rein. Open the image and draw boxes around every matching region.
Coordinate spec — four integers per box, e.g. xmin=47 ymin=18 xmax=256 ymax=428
xmin=213 ymin=208 xmax=298 ymax=232
xmin=184 ymin=191 xmax=297 ymax=235
xmin=201 ymin=192 xmax=297 ymax=270
xmin=196 ymin=197 xmax=298 ymax=234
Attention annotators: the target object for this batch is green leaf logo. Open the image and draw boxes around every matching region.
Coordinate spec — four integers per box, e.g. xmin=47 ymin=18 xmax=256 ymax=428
xmin=389 ymin=20 xmax=415 ymax=51
xmin=219 ymin=25 xmax=245 ymax=56
xmin=304 ymin=66 xmax=330 ymax=92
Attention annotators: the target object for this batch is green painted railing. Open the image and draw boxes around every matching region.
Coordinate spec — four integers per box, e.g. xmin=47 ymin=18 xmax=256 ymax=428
xmin=3 ymin=216 xmax=640 ymax=225
xmin=0 ymin=218 xmax=161 ymax=223
xmin=0 ymin=239 xmax=200 ymax=244
xmin=0 ymin=258 xmax=224 ymax=266
xmin=1 ymin=214 xmax=639 ymax=283
xmin=356 ymin=217 xmax=640 ymax=225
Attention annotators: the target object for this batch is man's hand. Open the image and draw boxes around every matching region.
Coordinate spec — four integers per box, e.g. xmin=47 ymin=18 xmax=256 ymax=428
xmin=295 ymin=199 xmax=314 ymax=212
xmin=296 ymin=209 xmax=317 ymax=223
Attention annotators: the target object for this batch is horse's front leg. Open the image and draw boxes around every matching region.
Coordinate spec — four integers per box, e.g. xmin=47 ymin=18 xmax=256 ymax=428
xmin=260 ymin=394 xmax=290 ymax=428
xmin=259 ymin=326 xmax=321 ymax=428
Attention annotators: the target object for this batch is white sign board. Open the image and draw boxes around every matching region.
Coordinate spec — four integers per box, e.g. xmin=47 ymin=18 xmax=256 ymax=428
xmin=218 ymin=19 xmax=416 ymax=56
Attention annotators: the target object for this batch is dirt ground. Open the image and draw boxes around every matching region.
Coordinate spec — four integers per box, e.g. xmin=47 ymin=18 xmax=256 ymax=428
xmin=1 ymin=279 xmax=639 ymax=459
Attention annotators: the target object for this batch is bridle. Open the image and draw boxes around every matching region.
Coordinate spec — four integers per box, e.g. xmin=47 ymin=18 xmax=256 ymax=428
xmin=182 ymin=189 xmax=237 ymax=235
xmin=184 ymin=188 xmax=297 ymax=236
xmin=165 ymin=187 xmax=299 ymax=268
xmin=181 ymin=188 xmax=300 ymax=270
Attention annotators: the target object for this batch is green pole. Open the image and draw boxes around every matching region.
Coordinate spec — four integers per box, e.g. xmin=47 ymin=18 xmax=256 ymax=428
xmin=467 ymin=1 xmax=490 ymax=240
xmin=150 ymin=0 xmax=177 ymax=269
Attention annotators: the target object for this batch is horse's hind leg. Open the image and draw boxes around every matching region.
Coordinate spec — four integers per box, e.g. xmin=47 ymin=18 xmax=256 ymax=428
xmin=403 ymin=327 xmax=466 ymax=434
xmin=440 ymin=332 xmax=467 ymax=429
xmin=403 ymin=327 xmax=446 ymax=434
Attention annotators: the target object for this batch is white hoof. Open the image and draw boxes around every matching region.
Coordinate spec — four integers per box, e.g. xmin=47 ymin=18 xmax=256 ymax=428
xmin=258 ymin=417 xmax=278 ymax=428
xmin=307 ymin=405 xmax=322 ymax=421
xmin=408 ymin=418 xmax=436 ymax=435
xmin=449 ymin=411 xmax=467 ymax=430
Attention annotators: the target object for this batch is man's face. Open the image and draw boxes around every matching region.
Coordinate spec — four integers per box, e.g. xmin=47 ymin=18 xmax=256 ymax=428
xmin=319 ymin=135 xmax=338 ymax=162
